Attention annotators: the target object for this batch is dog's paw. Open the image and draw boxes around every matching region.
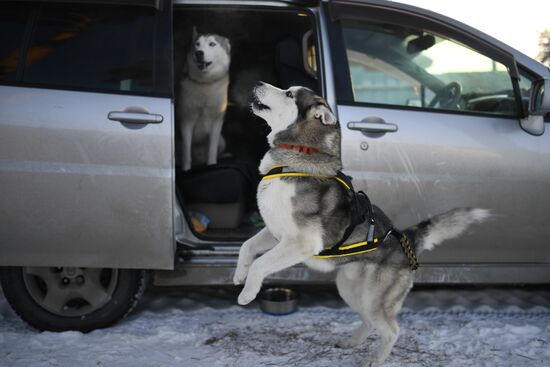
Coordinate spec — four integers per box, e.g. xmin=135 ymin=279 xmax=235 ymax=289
xmin=336 ymin=337 xmax=361 ymax=349
xmin=237 ymin=289 xmax=257 ymax=305
xmin=233 ymin=275 xmax=244 ymax=286
xmin=362 ymin=358 xmax=382 ymax=367
xmin=232 ymin=267 xmax=247 ymax=286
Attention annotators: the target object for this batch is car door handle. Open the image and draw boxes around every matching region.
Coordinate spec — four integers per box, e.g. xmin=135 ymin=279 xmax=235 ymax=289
xmin=347 ymin=120 xmax=398 ymax=134
xmin=108 ymin=111 xmax=164 ymax=124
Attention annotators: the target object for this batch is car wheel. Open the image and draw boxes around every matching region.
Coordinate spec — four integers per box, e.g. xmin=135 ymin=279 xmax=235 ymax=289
xmin=0 ymin=266 xmax=146 ymax=332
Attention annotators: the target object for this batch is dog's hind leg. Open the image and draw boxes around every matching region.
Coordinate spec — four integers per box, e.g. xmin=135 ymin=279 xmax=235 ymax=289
xmin=363 ymin=270 xmax=412 ymax=367
xmin=237 ymin=231 xmax=322 ymax=305
xmin=364 ymin=310 xmax=399 ymax=367
xmin=233 ymin=227 xmax=278 ymax=285
xmin=335 ymin=264 xmax=373 ymax=348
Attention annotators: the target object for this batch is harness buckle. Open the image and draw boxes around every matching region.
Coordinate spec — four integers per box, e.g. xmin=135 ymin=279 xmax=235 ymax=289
xmin=366 ymin=221 xmax=375 ymax=242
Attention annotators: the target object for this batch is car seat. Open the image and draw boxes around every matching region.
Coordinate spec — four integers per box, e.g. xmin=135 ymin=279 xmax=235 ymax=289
xmin=177 ymin=161 xmax=258 ymax=230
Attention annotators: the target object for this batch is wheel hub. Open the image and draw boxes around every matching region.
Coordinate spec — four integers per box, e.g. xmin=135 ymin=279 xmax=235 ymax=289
xmin=22 ymin=267 xmax=118 ymax=317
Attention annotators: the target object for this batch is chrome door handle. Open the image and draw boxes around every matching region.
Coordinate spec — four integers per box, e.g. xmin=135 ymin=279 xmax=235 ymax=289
xmin=108 ymin=111 xmax=163 ymax=124
xmin=347 ymin=119 xmax=398 ymax=134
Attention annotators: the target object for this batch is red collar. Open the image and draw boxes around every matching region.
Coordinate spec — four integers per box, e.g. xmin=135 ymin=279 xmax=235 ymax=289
xmin=277 ymin=143 xmax=319 ymax=154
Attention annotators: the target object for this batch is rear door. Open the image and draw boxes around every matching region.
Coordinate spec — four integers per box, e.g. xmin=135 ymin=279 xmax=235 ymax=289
xmin=325 ymin=1 xmax=550 ymax=270
xmin=0 ymin=1 xmax=175 ymax=269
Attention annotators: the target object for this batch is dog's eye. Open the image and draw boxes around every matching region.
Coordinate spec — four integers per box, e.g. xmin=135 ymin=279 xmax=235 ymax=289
xmin=195 ymin=42 xmax=200 ymax=47
xmin=209 ymin=42 xmax=216 ymax=47
xmin=285 ymin=91 xmax=293 ymax=98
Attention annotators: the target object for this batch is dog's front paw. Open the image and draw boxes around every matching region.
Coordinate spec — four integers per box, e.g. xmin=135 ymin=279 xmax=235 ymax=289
xmin=237 ymin=286 xmax=259 ymax=305
xmin=233 ymin=267 xmax=247 ymax=286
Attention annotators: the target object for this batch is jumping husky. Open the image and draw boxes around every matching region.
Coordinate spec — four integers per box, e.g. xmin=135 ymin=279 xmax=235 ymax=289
xmin=234 ymin=82 xmax=489 ymax=366
xmin=177 ymin=27 xmax=231 ymax=171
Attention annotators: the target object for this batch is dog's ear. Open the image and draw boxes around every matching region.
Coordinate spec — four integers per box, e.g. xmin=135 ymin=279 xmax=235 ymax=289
xmin=192 ymin=26 xmax=198 ymax=41
xmin=216 ymin=36 xmax=231 ymax=54
xmin=311 ymin=104 xmax=337 ymax=125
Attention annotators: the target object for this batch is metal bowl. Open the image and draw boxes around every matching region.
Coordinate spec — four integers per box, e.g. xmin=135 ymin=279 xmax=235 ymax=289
xmin=259 ymin=287 xmax=299 ymax=315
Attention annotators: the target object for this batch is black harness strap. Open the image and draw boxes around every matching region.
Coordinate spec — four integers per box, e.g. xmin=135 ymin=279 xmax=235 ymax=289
xmin=330 ymin=171 xmax=376 ymax=249
xmin=263 ymin=166 xmax=376 ymax=250
xmin=261 ymin=166 xmax=419 ymax=270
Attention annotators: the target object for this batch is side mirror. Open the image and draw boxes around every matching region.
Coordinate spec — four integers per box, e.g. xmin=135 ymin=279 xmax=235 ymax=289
xmin=529 ymin=78 xmax=550 ymax=115
xmin=520 ymin=78 xmax=550 ymax=136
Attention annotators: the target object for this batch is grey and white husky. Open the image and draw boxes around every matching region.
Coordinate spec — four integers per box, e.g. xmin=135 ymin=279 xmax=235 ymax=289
xmin=177 ymin=27 xmax=231 ymax=171
xmin=234 ymin=82 xmax=489 ymax=366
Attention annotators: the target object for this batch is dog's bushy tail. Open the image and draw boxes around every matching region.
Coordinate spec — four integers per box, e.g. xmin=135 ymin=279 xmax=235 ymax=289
xmin=407 ymin=208 xmax=490 ymax=253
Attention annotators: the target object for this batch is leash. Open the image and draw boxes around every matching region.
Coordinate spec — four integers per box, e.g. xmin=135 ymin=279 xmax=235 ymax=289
xmin=261 ymin=165 xmax=420 ymax=270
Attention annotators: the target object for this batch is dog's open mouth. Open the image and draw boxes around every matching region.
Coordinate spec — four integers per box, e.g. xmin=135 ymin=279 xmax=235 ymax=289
xmin=196 ymin=61 xmax=212 ymax=70
xmin=252 ymin=96 xmax=271 ymax=111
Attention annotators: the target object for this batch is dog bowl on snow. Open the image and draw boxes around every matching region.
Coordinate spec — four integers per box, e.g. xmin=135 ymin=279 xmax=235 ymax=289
xmin=259 ymin=287 xmax=299 ymax=315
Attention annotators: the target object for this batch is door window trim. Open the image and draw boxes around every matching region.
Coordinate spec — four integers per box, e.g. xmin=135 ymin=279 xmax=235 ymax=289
xmin=325 ymin=1 xmax=526 ymax=119
xmin=15 ymin=0 xmax=162 ymax=9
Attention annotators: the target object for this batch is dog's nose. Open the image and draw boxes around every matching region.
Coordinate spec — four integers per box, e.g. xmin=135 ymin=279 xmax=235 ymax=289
xmin=195 ymin=50 xmax=204 ymax=59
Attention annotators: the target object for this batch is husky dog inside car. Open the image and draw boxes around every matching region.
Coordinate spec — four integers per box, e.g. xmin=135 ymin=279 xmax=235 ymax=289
xmin=234 ymin=82 xmax=489 ymax=366
xmin=177 ymin=27 xmax=231 ymax=171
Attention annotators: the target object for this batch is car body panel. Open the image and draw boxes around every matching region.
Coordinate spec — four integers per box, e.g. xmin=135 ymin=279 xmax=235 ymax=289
xmin=339 ymin=105 xmax=550 ymax=263
xmin=0 ymin=86 xmax=175 ymax=269
xmin=325 ymin=0 xmax=550 ymax=267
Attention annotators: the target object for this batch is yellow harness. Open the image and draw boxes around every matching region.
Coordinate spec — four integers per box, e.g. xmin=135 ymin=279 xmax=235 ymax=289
xmin=261 ymin=165 xmax=419 ymax=269
xmin=261 ymin=165 xmax=383 ymax=259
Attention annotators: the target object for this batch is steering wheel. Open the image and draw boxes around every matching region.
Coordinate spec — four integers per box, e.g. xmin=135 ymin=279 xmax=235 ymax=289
xmin=428 ymin=81 xmax=462 ymax=109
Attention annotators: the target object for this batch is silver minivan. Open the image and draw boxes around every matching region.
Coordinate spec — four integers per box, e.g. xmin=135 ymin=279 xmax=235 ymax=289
xmin=1 ymin=0 xmax=549 ymax=331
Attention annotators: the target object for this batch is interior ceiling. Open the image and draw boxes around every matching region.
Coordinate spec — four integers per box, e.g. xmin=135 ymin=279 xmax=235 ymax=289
xmin=174 ymin=8 xmax=313 ymax=44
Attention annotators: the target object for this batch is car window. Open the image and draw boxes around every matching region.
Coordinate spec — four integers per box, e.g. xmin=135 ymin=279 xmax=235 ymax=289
xmin=22 ymin=4 xmax=157 ymax=94
xmin=341 ymin=20 xmax=519 ymax=116
xmin=0 ymin=3 xmax=30 ymax=82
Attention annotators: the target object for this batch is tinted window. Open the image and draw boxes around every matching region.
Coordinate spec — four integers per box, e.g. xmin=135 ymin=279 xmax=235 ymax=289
xmin=342 ymin=20 xmax=519 ymax=116
xmin=0 ymin=3 xmax=29 ymax=82
xmin=23 ymin=4 xmax=156 ymax=94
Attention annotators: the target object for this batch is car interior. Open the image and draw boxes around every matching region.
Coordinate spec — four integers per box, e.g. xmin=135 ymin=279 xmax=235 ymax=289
xmin=173 ymin=7 xmax=318 ymax=241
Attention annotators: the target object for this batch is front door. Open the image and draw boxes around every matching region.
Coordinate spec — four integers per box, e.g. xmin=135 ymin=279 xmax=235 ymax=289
xmin=325 ymin=1 xmax=550 ymax=267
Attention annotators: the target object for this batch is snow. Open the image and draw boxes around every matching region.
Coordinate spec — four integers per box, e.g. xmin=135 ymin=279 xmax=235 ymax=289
xmin=1 ymin=286 xmax=549 ymax=367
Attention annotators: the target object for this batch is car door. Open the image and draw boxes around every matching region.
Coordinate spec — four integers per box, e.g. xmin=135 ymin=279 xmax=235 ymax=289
xmin=324 ymin=1 xmax=550 ymax=274
xmin=0 ymin=1 xmax=175 ymax=269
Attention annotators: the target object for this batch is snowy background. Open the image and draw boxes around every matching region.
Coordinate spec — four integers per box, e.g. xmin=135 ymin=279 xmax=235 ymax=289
xmin=1 ymin=285 xmax=549 ymax=367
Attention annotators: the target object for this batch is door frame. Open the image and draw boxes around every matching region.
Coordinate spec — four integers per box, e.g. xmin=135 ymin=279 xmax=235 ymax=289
xmin=325 ymin=0 xmax=526 ymax=120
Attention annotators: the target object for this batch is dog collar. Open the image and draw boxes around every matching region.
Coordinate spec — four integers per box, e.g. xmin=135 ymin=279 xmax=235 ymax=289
xmin=277 ymin=144 xmax=319 ymax=155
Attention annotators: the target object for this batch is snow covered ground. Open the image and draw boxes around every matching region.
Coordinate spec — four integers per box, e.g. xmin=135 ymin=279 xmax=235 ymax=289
xmin=1 ymin=285 xmax=549 ymax=367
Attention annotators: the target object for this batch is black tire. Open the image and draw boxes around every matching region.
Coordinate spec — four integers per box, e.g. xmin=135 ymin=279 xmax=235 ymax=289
xmin=0 ymin=267 xmax=146 ymax=332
